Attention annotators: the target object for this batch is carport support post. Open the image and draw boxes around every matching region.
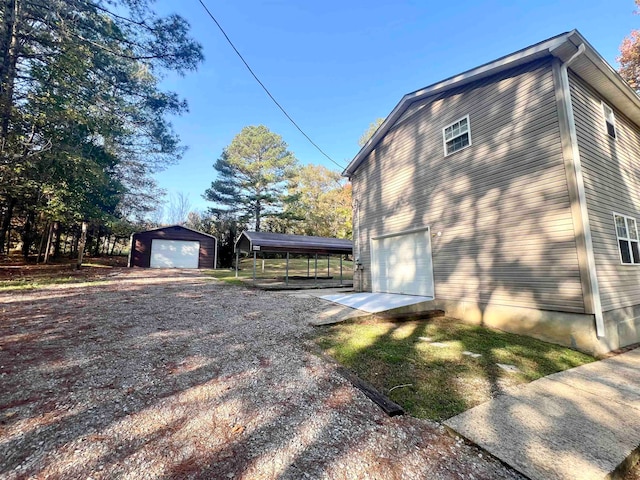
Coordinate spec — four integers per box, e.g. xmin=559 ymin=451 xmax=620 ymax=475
xmin=327 ymin=254 xmax=330 ymax=277
xmin=285 ymin=252 xmax=289 ymax=285
xmin=235 ymin=250 xmax=239 ymax=278
xmin=314 ymin=253 xmax=318 ymax=285
xmin=253 ymin=251 xmax=257 ymax=283
xmin=340 ymin=255 xmax=343 ymax=286
xmin=307 ymin=255 xmax=310 ymax=278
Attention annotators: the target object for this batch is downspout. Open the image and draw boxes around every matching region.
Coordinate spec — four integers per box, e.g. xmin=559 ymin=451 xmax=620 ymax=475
xmin=559 ymin=44 xmax=606 ymax=338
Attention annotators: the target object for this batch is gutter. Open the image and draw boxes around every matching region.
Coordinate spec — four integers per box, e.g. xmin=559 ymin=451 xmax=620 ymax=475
xmin=558 ymin=44 xmax=606 ymax=338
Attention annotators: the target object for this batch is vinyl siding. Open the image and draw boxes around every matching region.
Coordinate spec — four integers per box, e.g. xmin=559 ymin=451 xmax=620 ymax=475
xmin=353 ymin=58 xmax=584 ymax=313
xmin=569 ymin=71 xmax=640 ymax=312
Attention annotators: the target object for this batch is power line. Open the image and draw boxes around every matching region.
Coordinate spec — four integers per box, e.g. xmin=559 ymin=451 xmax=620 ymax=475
xmin=197 ymin=0 xmax=345 ymax=170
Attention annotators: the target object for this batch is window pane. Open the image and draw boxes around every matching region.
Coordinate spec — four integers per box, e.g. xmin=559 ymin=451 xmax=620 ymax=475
xmin=444 ymin=117 xmax=471 ymax=155
xmin=446 ymin=133 xmax=470 ymax=154
xmin=632 ymin=241 xmax=640 ymax=264
xmin=616 ymin=215 xmax=628 ymax=238
xmin=603 ymin=105 xmax=614 ymax=122
xmin=606 ymin=121 xmax=616 ymax=138
xmin=620 ymin=240 xmax=632 ymax=264
xmin=628 ymin=218 xmax=638 ymax=240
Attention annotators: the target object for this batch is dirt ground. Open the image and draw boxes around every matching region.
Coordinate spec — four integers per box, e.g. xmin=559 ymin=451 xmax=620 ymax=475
xmin=0 ymin=268 xmax=523 ymax=479
xmin=0 ymin=255 xmax=128 ymax=283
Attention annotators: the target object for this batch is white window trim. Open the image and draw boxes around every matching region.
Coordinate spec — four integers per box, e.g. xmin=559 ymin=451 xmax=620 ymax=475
xmin=613 ymin=212 xmax=639 ymax=265
xmin=601 ymin=102 xmax=617 ymax=139
xmin=442 ymin=115 xmax=472 ymax=156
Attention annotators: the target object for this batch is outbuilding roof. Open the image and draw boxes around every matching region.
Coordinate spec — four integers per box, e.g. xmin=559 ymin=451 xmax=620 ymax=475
xmin=235 ymin=231 xmax=353 ymax=255
xmin=133 ymin=224 xmax=217 ymax=239
xmin=344 ymin=29 xmax=640 ymax=177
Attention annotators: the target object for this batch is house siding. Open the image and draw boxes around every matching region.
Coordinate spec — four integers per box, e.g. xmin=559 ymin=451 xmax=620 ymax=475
xmin=353 ymin=58 xmax=585 ymax=313
xmin=569 ymin=70 xmax=640 ymax=312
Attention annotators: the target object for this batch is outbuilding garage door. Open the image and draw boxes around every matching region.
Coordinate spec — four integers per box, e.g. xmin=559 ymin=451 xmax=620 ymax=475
xmin=150 ymin=240 xmax=200 ymax=268
xmin=370 ymin=228 xmax=434 ymax=297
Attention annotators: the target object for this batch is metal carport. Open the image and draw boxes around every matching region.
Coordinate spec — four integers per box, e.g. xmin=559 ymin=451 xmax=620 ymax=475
xmin=234 ymin=231 xmax=353 ymax=286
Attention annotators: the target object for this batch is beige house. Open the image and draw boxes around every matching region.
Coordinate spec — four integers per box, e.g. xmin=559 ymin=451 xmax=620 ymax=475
xmin=344 ymin=30 xmax=640 ymax=355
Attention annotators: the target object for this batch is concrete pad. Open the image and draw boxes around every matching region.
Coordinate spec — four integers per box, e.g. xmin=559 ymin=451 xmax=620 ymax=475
xmin=308 ymin=303 xmax=369 ymax=326
xmin=445 ymin=348 xmax=640 ymax=480
xmin=319 ymin=292 xmax=433 ymax=313
xmin=301 ymin=287 xmax=354 ymax=298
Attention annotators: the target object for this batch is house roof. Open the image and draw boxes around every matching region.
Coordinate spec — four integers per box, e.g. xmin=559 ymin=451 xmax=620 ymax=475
xmin=343 ymin=29 xmax=640 ymax=177
xmin=133 ymin=224 xmax=217 ymax=240
xmin=235 ymin=231 xmax=353 ymax=254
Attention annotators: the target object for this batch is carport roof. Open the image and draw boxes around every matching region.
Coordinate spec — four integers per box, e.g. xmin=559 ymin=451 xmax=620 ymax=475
xmin=235 ymin=231 xmax=353 ymax=255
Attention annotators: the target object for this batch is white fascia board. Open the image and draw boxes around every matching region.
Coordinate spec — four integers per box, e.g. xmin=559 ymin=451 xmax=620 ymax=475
xmin=234 ymin=230 xmax=249 ymax=253
xmin=343 ymin=32 xmax=573 ymax=178
xmin=565 ymin=31 xmax=640 ymax=126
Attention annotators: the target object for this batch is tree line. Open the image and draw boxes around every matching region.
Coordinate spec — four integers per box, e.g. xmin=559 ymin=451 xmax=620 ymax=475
xmin=4 ymin=1 xmax=640 ymax=265
xmin=0 ymin=0 xmax=202 ymax=260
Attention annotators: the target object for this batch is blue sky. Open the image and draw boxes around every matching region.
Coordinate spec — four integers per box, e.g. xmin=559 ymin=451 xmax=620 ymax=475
xmin=152 ymin=0 xmax=638 ymax=213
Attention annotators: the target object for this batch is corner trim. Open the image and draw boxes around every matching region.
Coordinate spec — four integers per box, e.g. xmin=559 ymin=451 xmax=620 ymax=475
xmin=552 ymin=55 xmax=606 ymax=337
xmin=127 ymin=233 xmax=134 ymax=268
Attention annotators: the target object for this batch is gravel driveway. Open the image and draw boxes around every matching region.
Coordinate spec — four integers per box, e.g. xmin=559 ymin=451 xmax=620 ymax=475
xmin=0 ymin=269 xmax=522 ymax=479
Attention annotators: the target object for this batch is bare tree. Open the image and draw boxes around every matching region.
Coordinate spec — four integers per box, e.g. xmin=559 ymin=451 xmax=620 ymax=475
xmin=167 ymin=192 xmax=192 ymax=225
xmin=149 ymin=203 xmax=166 ymax=228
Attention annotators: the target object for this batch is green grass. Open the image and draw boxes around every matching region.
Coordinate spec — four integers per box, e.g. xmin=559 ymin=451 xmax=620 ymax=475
xmin=202 ymin=269 xmax=247 ymax=286
xmin=314 ymin=317 xmax=595 ymax=421
xmin=206 ymin=256 xmax=354 ymax=284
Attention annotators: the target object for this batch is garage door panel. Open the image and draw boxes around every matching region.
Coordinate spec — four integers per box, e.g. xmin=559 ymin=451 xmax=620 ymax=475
xmin=371 ymin=229 xmax=434 ymax=297
xmin=150 ymin=240 xmax=200 ymax=268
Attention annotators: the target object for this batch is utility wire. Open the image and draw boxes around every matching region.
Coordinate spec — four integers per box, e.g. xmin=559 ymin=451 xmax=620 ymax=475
xmin=197 ymin=0 xmax=345 ymax=170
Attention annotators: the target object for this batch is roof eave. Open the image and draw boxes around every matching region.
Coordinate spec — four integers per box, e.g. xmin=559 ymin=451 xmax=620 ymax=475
xmin=559 ymin=31 xmax=640 ymax=127
xmin=344 ymin=29 xmax=640 ymax=178
xmin=135 ymin=224 xmax=218 ymax=241
xmin=342 ymin=32 xmax=574 ymax=178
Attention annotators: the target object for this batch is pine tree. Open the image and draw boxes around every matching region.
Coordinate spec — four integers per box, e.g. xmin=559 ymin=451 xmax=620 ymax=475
xmin=204 ymin=126 xmax=298 ymax=231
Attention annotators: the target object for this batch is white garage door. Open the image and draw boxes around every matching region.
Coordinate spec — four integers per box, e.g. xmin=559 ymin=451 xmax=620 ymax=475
xmin=371 ymin=228 xmax=435 ymax=297
xmin=150 ymin=240 xmax=200 ymax=269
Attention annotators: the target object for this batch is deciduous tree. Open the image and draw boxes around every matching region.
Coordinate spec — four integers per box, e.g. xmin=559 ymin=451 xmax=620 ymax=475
xmin=274 ymin=164 xmax=351 ymax=238
xmin=358 ymin=118 xmax=384 ymax=147
xmin=619 ymin=1 xmax=640 ymax=90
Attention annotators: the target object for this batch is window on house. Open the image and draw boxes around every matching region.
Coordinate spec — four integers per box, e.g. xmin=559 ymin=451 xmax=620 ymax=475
xmin=614 ymin=213 xmax=640 ymax=264
xmin=443 ymin=116 xmax=471 ymax=155
xmin=602 ymin=103 xmax=616 ymax=139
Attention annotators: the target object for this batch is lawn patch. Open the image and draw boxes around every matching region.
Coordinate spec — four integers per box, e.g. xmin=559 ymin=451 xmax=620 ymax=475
xmin=314 ymin=317 xmax=595 ymax=421
xmin=202 ymin=269 xmax=247 ymax=286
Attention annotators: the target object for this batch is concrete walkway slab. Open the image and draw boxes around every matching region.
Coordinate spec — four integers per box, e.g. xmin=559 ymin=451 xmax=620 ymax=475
xmin=445 ymin=348 xmax=640 ymax=480
xmin=319 ymin=292 xmax=433 ymax=313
